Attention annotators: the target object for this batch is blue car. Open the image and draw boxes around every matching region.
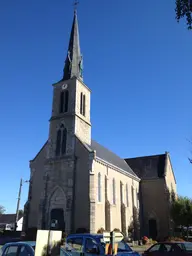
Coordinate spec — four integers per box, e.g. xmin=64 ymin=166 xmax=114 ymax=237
xmin=0 ymin=234 xmax=139 ymax=256
xmin=65 ymin=233 xmax=140 ymax=256
xmin=0 ymin=241 xmax=66 ymax=256
xmin=0 ymin=242 xmax=36 ymax=256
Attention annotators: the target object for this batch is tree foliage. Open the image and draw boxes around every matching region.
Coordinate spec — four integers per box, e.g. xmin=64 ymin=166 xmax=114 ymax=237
xmin=18 ymin=209 xmax=24 ymax=217
xmin=175 ymin=0 xmax=192 ymax=29
xmin=0 ymin=205 xmax=5 ymax=214
xmin=171 ymin=195 xmax=192 ymax=239
xmin=133 ymin=206 xmax=140 ymax=240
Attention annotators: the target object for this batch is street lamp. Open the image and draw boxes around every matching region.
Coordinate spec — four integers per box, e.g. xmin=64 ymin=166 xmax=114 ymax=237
xmin=14 ymin=178 xmax=30 ymax=231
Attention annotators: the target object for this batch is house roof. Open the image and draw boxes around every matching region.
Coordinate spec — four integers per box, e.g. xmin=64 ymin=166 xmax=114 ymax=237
xmin=0 ymin=214 xmax=16 ymax=224
xmin=63 ymin=10 xmax=82 ymax=81
xmin=125 ymin=154 xmax=166 ymax=179
xmin=31 ymin=138 xmax=138 ymax=178
xmin=30 ymin=141 xmax=48 ymax=162
xmin=89 ymin=140 xmax=138 ymax=178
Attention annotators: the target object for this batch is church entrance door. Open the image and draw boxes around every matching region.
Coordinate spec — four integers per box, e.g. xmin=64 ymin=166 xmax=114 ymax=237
xmin=50 ymin=208 xmax=65 ymax=231
xmin=148 ymin=219 xmax=157 ymax=240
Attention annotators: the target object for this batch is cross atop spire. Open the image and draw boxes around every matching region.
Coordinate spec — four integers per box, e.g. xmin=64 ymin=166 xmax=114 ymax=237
xmin=63 ymin=4 xmax=83 ymax=81
xmin=73 ymin=0 xmax=79 ymax=13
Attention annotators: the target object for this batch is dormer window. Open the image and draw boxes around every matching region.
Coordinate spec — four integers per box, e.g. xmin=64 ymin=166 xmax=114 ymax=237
xmin=60 ymin=90 xmax=69 ymax=113
xmin=80 ymin=92 xmax=86 ymax=116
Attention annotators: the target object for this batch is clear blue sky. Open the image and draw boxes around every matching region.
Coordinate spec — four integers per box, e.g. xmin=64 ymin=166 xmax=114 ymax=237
xmin=0 ymin=0 xmax=191 ymax=213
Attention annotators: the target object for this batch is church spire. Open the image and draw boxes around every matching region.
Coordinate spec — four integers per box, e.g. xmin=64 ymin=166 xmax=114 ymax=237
xmin=63 ymin=9 xmax=83 ymax=81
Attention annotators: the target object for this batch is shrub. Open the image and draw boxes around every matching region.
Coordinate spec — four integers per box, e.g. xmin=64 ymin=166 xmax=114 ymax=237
xmin=149 ymin=239 xmax=157 ymax=244
xmin=61 ymin=232 xmax=67 ymax=243
xmin=142 ymin=236 xmax=149 ymax=245
xmin=166 ymin=237 xmax=185 ymax=242
xmin=97 ymin=228 xmax=105 ymax=234
xmin=113 ymin=228 xmax=121 ymax=232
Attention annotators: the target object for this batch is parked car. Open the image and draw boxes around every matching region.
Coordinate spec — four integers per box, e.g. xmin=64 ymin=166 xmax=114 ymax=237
xmin=0 ymin=242 xmax=35 ymax=256
xmin=143 ymin=241 xmax=192 ymax=256
xmin=0 ymin=233 xmax=140 ymax=256
xmin=65 ymin=233 xmax=140 ymax=256
xmin=0 ymin=241 xmax=67 ymax=256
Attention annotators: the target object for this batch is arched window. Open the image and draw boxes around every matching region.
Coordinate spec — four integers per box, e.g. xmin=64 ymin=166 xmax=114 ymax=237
xmin=83 ymin=94 xmax=86 ymax=116
xmin=98 ymin=173 xmax=101 ymax=202
xmin=60 ymin=90 xmax=69 ymax=113
xmin=120 ymin=181 xmax=123 ymax=204
xmin=55 ymin=130 xmax=61 ymax=156
xmin=131 ymin=186 xmax=134 ymax=206
xmin=80 ymin=92 xmax=86 ymax=116
xmin=55 ymin=124 xmax=67 ymax=156
xmin=126 ymin=184 xmax=129 ymax=207
xmin=64 ymin=90 xmax=69 ymax=112
xmin=80 ymin=92 xmax=83 ymax=114
xmin=136 ymin=188 xmax=139 ymax=208
xmin=61 ymin=128 xmax=67 ymax=155
xmin=112 ymin=178 xmax=116 ymax=205
xmin=60 ymin=92 xmax=64 ymax=113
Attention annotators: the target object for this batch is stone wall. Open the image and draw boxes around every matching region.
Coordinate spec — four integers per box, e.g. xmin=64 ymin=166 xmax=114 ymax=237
xmin=27 ymin=142 xmax=48 ymax=229
xmin=93 ymin=159 xmax=140 ymax=235
xmin=74 ymin=79 xmax=91 ymax=145
xmin=73 ymin=138 xmax=92 ymax=232
xmin=140 ymin=178 xmax=170 ymax=240
xmin=43 ymin=156 xmax=75 ymax=234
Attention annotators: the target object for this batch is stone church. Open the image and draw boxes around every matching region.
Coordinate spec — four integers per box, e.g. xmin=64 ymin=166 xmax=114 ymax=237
xmin=24 ymin=10 xmax=177 ymax=240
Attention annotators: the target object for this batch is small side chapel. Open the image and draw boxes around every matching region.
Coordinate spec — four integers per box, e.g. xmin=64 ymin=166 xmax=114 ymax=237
xmin=24 ymin=9 xmax=140 ymax=235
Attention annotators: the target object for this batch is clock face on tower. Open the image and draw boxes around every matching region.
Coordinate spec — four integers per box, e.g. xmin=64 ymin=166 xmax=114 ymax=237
xmin=62 ymin=84 xmax=68 ymax=90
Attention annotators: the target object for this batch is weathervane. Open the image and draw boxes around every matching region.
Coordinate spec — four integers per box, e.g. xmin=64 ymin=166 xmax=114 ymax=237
xmin=73 ymin=0 xmax=79 ymax=13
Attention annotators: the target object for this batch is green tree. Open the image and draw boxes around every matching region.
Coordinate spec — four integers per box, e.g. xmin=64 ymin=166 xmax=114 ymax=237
xmin=171 ymin=196 xmax=192 ymax=240
xmin=18 ymin=209 xmax=24 ymax=217
xmin=175 ymin=0 xmax=192 ymax=29
xmin=0 ymin=205 xmax=5 ymax=214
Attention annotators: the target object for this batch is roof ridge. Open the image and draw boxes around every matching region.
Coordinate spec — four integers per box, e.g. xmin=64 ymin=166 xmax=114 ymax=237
xmin=91 ymin=139 xmax=138 ymax=178
xmin=125 ymin=153 xmax=166 ymax=160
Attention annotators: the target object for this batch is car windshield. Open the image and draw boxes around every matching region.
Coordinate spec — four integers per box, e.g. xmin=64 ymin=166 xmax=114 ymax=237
xmin=100 ymin=239 xmax=132 ymax=252
xmin=184 ymin=243 xmax=192 ymax=251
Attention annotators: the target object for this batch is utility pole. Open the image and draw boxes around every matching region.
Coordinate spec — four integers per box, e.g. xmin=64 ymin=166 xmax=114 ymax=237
xmin=15 ymin=178 xmax=23 ymax=231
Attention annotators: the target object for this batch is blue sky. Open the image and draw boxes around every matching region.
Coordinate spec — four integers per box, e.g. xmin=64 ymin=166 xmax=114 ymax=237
xmin=0 ymin=0 xmax=192 ymax=213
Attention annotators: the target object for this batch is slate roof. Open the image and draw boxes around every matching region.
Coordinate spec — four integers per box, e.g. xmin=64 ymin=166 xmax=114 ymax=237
xmin=0 ymin=214 xmax=16 ymax=224
xmin=125 ymin=154 xmax=166 ymax=179
xmin=126 ymin=153 xmax=176 ymax=183
xmin=63 ymin=10 xmax=82 ymax=81
xmin=89 ymin=139 xmax=138 ymax=178
xmin=31 ymin=138 xmax=138 ymax=179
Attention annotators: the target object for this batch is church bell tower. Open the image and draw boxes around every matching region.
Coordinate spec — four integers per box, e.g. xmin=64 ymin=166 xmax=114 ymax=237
xmin=47 ymin=9 xmax=91 ymax=159
xmin=40 ymin=9 xmax=92 ymax=233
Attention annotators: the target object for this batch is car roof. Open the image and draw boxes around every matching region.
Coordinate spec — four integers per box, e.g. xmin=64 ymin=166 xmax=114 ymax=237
xmin=67 ymin=233 xmax=103 ymax=238
xmin=18 ymin=241 xmax=36 ymax=246
xmin=159 ymin=241 xmax=189 ymax=244
xmin=150 ymin=241 xmax=192 ymax=246
xmin=3 ymin=241 xmax=36 ymax=247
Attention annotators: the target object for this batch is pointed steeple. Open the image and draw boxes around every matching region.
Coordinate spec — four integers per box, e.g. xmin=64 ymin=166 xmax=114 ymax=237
xmin=63 ymin=10 xmax=83 ymax=81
